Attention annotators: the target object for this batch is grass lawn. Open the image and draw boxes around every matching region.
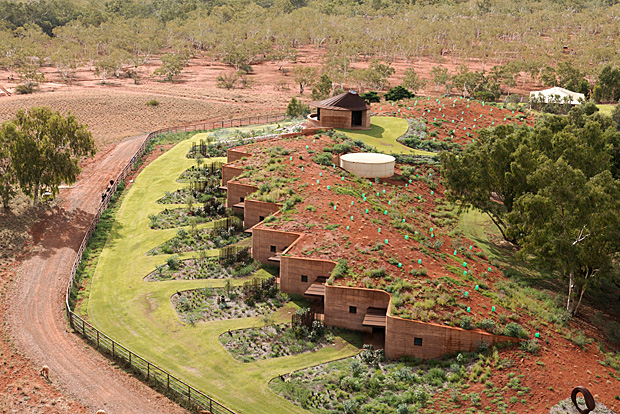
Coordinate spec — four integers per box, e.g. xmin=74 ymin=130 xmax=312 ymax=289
xmin=336 ymin=116 xmax=435 ymax=156
xmin=597 ymin=104 xmax=615 ymax=116
xmin=87 ymin=131 xmax=361 ymax=414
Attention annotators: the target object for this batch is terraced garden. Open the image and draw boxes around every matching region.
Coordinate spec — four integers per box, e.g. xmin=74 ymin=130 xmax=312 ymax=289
xmin=83 ymin=124 xmax=363 ymax=414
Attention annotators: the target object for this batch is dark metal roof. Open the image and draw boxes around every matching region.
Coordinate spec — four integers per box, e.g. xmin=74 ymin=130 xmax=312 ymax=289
xmin=310 ymin=91 xmax=369 ymax=111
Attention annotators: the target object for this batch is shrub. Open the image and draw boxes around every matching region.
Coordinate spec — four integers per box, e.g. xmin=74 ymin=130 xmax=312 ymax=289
xmin=343 ymin=399 xmax=358 ymax=414
xmin=166 ymin=254 xmax=180 ymax=270
xmin=460 ymin=316 xmax=474 ymax=330
xmin=146 ymin=99 xmax=160 ymax=106
xmin=397 ymin=404 xmax=410 ymax=414
xmin=477 ymin=318 xmax=497 ymax=334
xmin=367 ymin=267 xmax=387 ymax=278
xmin=313 ymin=152 xmax=333 ymax=166
xmin=473 ymin=90 xmax=496 ymax=102
xmin=15 ymin=84 xmax=34 ymax=94
xmin=503 ymin=94 xmax=522 ymax=104
xmin=520 ymin=339 xmax=540 ymax=354
xmin=286 ymin=97 xmax=310 ymax=117
xmin=361 ymin=91 xmax=381 ymax=103
xmin=309 ymin=320 xmax=325 ymax=341
xmin=385 ymin=85 xmax=414 ymax=101
xmin=503 ymin=322 xmax=527 ymax=338
xmin=349 ymin=359 xmax=364 ymax=377
xmin=413 ymin=388 xmax=429 ymax=406
xmin=330 ymin=259 xmax=348 ymax=281
xmin=582 ymin=101 xmax=599 ymax=115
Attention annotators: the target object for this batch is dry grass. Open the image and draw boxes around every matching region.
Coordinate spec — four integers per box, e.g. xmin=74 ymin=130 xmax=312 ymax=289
xmin=0 ymin=90 xmax=245 ymax=147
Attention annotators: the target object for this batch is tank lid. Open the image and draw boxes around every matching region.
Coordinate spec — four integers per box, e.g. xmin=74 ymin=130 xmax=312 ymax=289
xmin=340 ymin=152 xmax=395 ymax=164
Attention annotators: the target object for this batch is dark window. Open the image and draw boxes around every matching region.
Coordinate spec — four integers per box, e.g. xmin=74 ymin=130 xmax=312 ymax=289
xmin=414 ymin=337 xmax=423 ymax=346
xmin=301 ymin=275 xmax=308 ymax=283
xmin=259 ymin=216 xmax=265 ymax=221
xmin=240 ymin=197 xmax=245 ymax=202
xmin=349 ymin=306 xmax=357 ymax=314
xmin=352 ymin=110 xmax=363 ymax=126
xmin=270 ymin=245 xmax=277 ymax=252
xmin=317 ymin=108 xmax=321 ymax=120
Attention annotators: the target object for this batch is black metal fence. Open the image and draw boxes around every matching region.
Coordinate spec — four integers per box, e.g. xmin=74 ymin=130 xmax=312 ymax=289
xmin=64 ymin=112 xmax=286 ymax=413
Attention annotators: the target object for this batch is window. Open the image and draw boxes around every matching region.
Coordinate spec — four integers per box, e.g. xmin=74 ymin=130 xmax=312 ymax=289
xmin=270 ymin=245 xmax=276 ymax=253
xmin=259 ymin=216 xmax=265 ymax=221
xmin=301 ymin=275 xmax=308 ymax=283
xmin=414 ymin=337 xmax=423 ymax=346
xmin=349 ymin=306 xmax=357 ymax=314
xmin=240 ymin=197 xmax=245 ymax=202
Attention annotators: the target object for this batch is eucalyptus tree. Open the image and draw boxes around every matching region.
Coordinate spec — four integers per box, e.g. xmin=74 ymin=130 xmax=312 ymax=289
xmin=3 ymin=107 xmax=96 ymax=205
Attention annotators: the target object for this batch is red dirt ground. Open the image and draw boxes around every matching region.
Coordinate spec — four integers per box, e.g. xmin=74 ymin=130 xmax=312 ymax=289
xmin=372 ymin=97 xmax=536 ymax=146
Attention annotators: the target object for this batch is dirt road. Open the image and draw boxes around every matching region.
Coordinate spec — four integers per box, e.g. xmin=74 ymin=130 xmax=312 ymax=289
xmin=6 ymin=134 xmax=188 ymax=414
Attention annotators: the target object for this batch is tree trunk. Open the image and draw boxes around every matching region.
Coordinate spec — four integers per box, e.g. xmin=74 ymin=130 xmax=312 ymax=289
xmin=33 ymin=182 xmax=40 ymax=205
xmin=566 ymin=271 xmax=582 ymax=316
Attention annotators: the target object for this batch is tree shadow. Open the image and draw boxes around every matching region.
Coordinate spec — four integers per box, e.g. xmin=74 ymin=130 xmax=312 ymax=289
xmin=30 ymin=206 xmax=93 ymax=260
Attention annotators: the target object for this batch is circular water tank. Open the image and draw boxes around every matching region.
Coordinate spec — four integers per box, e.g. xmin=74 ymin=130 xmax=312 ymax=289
xmin=339 ymin=153 xmax=395 ymax=178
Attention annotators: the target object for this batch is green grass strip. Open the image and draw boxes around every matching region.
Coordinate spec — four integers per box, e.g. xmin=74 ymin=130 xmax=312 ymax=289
xmin=337 ymin=116 xmax=435 ymax=156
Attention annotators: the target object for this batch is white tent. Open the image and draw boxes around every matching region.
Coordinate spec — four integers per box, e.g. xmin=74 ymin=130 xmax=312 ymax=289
xmin=529 ymin=87 xmax=584 ymax=105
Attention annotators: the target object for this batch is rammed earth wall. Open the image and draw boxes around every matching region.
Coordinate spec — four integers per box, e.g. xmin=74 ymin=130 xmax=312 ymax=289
xmin=251 ymin=228 xmax=300 ymax=264
xmin=385 ymin=315 xmax=519 ymax=359
xmin=280 ymin=256 xmax=336 ymax=296
xmin=243 ymin=200 xmax=281 ymax=229
xmin=323 ymin=285 xmax=390 ymax=334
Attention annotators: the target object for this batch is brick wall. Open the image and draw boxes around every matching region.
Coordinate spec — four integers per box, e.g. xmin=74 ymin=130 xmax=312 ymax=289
xmin=280 ymin=256 xmax=336 ymax=296
xmin=244 ymin=199 xmax=281 ymax=229
xmin=222 ymin=165 xmax=243 ymax=187
xmin=384 ymin=315 xmax=520 ymax=360
xmin=323 ymin=285 xmax=391 ymax=333
xmin=226 ymin=182 xmax=258 ymax=214
xmin=251 ymin=227 xmax=301 ymax=265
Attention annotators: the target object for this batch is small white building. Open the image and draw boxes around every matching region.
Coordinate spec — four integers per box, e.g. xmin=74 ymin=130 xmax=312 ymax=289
xmin=529 ymin=87 xmax=585 ymax=105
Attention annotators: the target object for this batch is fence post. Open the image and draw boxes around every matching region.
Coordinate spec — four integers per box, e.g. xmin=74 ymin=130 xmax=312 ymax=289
xmin=82 ymin=318 xmax=85 ymax=335
xmin=129 ymin=352 xmax=131 ymax=367
xmin=97 ymin=330 xmax=99 ymax=348
xmin=188 ymin=385 xmax=191 ymax=403
xmin=167 ymin=373 xmax=170 ymax=391
xmin=112 ymin=341 xmax=115 ymax=358
xmin=147 ymin=362 xmax=150 ymax=380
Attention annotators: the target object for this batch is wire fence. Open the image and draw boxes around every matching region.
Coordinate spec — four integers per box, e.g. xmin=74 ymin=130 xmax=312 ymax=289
xmin=65 ymin=112 xmax=286 ymax=414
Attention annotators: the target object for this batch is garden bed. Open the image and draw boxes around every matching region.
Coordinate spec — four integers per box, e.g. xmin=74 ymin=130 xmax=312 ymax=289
xmin=147 ymin=220 xmax=247 ymax=255
xmin=157 ymin=188 xmax=224 ymax=205
xmin=176 ymin=164 xmax=223 ymax=183
xmin=172 ymin=278 xmax=287 ymax=323
xmin=219 ymin=321 xmax=336 ymax=362
xmin=271 ymin=347 xmax=503 ymax=413
xmin=145 ymin=249 xmax=258 ymax=281
xmin=148 ymin=201 xmax=230 ymax=229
